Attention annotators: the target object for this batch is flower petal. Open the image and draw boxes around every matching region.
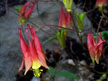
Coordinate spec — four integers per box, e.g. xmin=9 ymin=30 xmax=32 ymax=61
xmin=24 ymin=2 xmax=35 ymax=18
xmin=27 ymin=26 xmax=48 ymax=69
xmin=96 ymin=0 xmax=107 ymax=7
xmin=25 ymin=28 xmax=38 ymax=61
xmin=87 ymin=32 xmax=96 ymax=59
xmin=24 ymin=52 xmax=32 ymax=75
xmin=19 ymin=59 xmax=24 ymax=72
xmin=18 ymin=28 xmax=32 ymax=74
xmin=20 ymin=2 xmax=30 ymax=15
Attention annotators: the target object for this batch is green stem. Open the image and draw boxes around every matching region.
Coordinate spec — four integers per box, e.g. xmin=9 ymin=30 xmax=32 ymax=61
xmin=70 ymin=12 xmax=85 ymax=49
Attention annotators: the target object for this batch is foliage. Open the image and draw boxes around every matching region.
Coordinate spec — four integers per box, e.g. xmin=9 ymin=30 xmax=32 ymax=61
xmin=13 ymin=0 xmax=108 ymax=80
xmin=49 ymin=67 xmax=78 ymax=79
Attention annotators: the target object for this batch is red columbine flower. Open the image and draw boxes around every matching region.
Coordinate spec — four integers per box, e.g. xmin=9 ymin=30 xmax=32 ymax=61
xmin=87 ymin=32 xmax=105 ymax=64
xmin=96 ymin=0 xmax=107 ymax=7
xmin=58 ymin=6 xmax=72 ymax=28
xmin=18 ymin=24 xmax=48 ymax=75
xmin=20 ymin=1 xmax=36 ymax=18
xmin=57 ymin=6 xmax=72 ymax=48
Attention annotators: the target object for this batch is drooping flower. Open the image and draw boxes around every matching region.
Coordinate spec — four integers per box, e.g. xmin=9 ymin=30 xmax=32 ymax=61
xmin=58 ymin=6 xmax=66 ymax=28
xmin=57 ymin=6 xmax=72 ymax=48
xmin=20 ymin=0 xmax=36 ymax=18
xmin=63 ymin=0 xmax=73 ymax=12
xmin=96 ymin=0 xmax=107 ymax=7
xmin=87 ymin=32 xmax=105 ymax=64
xmin=18 ymin=24 xmax=48 ymax=75
xmin=58 ymin=6 xmax=72 ymax=28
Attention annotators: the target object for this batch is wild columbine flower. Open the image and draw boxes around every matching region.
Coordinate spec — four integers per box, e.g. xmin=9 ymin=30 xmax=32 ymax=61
xmin=87 ymin=32 xmax=105 ymax=64
xmin=18 ymin=24 xmax=48 ymax=76
xmin=57 ymin=6 xmax=72 ymax=48
xmin=58 ymin=6 xmax=66 ymax=28
xmin=63 ymin=0 xmax=73 ymax=12
xmin=58 ymin=6 xmax=72 ymax=28
xmin=96 ymin=0 xmax=107 ymax=7
xmin=20 ymin=0 xmax=36 ymax=18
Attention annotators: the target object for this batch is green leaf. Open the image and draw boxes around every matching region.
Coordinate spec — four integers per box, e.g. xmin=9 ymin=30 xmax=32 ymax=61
xmin=55 ymin=72 xmax=79 ymax=79
xmin=101 ymin=31 xmax=108 ymax=42
xmin=49 ymin=67 xmax=56 ymax=76
xmin=15 ymin=7 xmax=21 ymax=13
xmin=61 ymin=29 xmax=65 ymax=41
xmin=97 ymin=74 xmax=106 ymax=81
xmin=80 ymin=12 xmax=86 ymax=25
xmin=24 ymin=18 xmax=29 ymax=22
xmin=42 ymin=36 xmax=56 ymax=45
xmin=48 ymin=67 xmax=78 ymax=80
xmin=74 ymin=11 xmax=86 ymax=31
xmin=93 ymin=31 xmax=108 ymax=43
xmin=56 ymin=29 xmax=66 ymax=48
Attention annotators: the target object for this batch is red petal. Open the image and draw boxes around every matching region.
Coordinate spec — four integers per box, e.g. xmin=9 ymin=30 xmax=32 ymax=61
xmin=20 ymin=2 xmax=30 ymax=15
xmin=24 ymin=53 xmax=32 ymax=75
xmin=87 ymin=32 xmax=96 ymax=49
xmin=25 ymin=28 xmax=38 ymax=61
xmin=24 ymin=2 xmax=35 ymax=18
xmin=87 ymin=32 xmax=96 ymax=58
xmin=96 ymin=0 xmax=107 ymax=7
xmin=27 ymin=26 xmax=48 ymax=69
xmin=37 ymin=50 xmax=49 ymax=69
xmin=58 ymin=6 xmax=67 ymax=28
xmin=67 ymin=12 xmax=72 ymax=26
xmin=62 ymin=9 xmax=67 ymax=27
xmin=58 ymin=6 xmax=64 ymax=27
xmin=95 ymin=33 xmax=105 ymax=62
xmin=27 ymin=24 xmax=34 ymax=41
xmin=18 ymin=28 xmax=29 ymax=57
xmin=18 ymin=28 xmax=32 ymax=74
xmin=19 ymin=59 xmax=24 ymax=72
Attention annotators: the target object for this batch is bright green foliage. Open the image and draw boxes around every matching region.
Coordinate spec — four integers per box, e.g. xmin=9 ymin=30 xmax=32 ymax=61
xmin=63 ymin=0 xmax=73 ymax=12
xmin=97 ymin=74 xmax=106 ymax=81
xmin=74 ymin=11 xmax=86 ymax=32
xmin=55 ymin=72 xmax=78 ymax=79
xmin=94 ymin=31 xmax=108 ymax=43
xmin=49 ymin=67 xmax=78 ymax=79
xmin=100 ymin=31 xmax=108 ymax=42
xmin=56 ymin=29 xmax=67 ymax=48
xmin=15 ymin=7 xmax=21 ymax=13
xmin=49 ymin=67 xmax=56 ymax=76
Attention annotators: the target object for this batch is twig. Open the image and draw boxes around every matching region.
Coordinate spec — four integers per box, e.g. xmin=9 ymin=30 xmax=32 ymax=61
xmin=96 ymin=16 xmax=103 ymax=34
xmin=36 ymin=24 xmax=74 ymax=31
xmin=9 ymin=8 xmax=52 ymax=35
